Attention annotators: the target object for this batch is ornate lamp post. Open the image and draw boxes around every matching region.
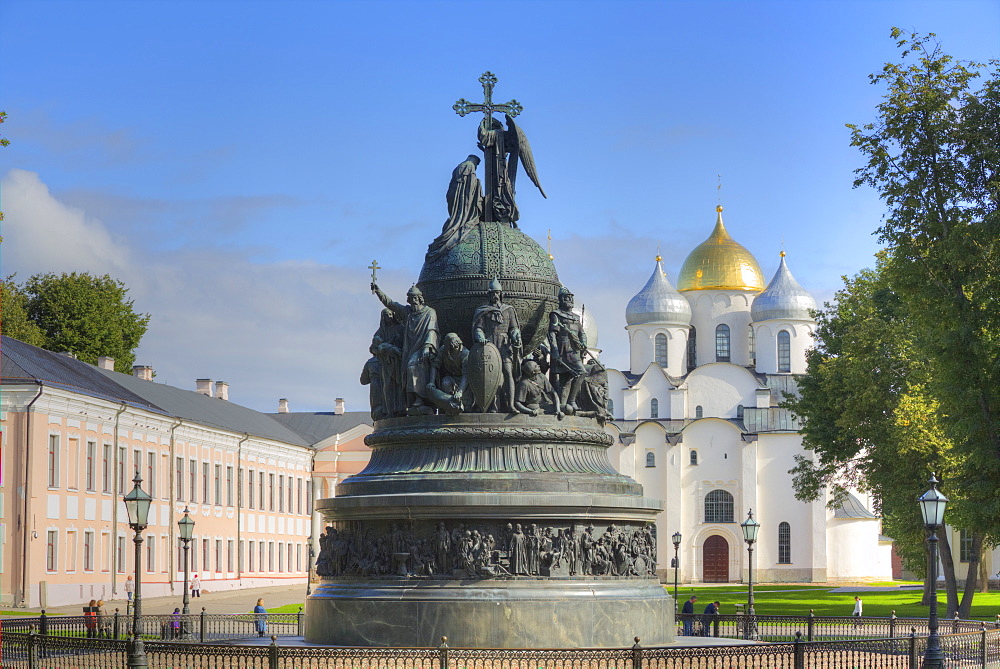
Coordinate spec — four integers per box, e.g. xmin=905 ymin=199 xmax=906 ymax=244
xmin=177 ymin=507 xmax=195 ymax=637
xmin=123 ymin=472 xmax=152 ymax=668
xmin=671 ymin=532 xmax=681 ymax=612
xmin=306 ymin=535 xmax=315 ymax=596
xmin=919 ymin=474 xmax=948 ymax=669
xmin=740 ymin=509 xmax=760 ymax=640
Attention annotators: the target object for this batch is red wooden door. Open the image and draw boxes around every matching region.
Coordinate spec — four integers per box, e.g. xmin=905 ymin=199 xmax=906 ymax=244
xmin=702 ymin=535 xmax=729 ymax=583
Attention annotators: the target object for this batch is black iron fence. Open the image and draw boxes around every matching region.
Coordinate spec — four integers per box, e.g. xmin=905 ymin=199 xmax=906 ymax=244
xmin=2 ymin=615 xmax=999 ymax=669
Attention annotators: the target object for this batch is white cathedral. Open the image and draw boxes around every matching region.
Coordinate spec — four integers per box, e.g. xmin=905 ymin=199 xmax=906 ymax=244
xmin=596 ymin=206 xmax=894 ymax=583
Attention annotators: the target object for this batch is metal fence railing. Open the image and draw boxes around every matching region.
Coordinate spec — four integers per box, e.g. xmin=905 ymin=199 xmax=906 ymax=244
xmin=2 ymin=614 xmax=1000 ymax=669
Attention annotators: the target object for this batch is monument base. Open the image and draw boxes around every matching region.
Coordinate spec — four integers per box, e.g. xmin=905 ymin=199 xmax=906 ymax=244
xmin=305 ymin=578 xmax=674 ymax=648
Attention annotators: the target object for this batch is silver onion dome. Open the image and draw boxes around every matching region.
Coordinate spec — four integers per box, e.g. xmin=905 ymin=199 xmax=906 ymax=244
xmin=751 ymin=253 xmax=817 ymax=322
xmin=626 ymin=259 xmax=692 ymax=326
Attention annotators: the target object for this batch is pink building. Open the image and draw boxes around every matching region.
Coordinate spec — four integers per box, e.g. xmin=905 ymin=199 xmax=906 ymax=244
xmin=0 ymin=336 xmax=372 ymax=608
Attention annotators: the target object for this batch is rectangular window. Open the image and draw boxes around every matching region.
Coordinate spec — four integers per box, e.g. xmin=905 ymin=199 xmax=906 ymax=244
xmin=248 ymin=469 xmax=255 ymax=509
xmin=226 ymin=466 xmax=234 ymax=507
xmin=117 ymin=535 xmax=127 ymax=573
xmin=191 ymin=538 xmax=198 ymax=573
xmin=296 ymin=543 xmax=302 ymax=572
xmin=287 ymin=543 xmax=293 ymax=573
xmin=133 ymin=448 xmax=141 ymax=477
xmin=189 ymin=459 xmax=197 ymax=504
xmin=249 ymin=540 xmax=255 ymax=572
xmin=778 ymin=331 xmax=792 ymax=373
xmin=215 ymin=539 xmax=222 ymax=573
xmin=306 ymin=479 xmax=313 ymax=515
xmin=84 ymin=531 xmax=94 ymax=571
xmin=102 ymin=533 xmax=111 ymax=572
xmin=147 ymin=452 xmax=156 ymax=497
xmin=239 ymin=540 xmax=245 ymax=573
xmin=118 ymin=446 xmax=127 ymax=492
xmin=296 ymin=478 xmax=302 ymax=515
xmin=278 ymin=475 xmax=284 ymax=513
xmin=259 ymin=542 xmax=265 ymax=573
xmin=202 ymin=539 xmax=210 ymax=574
xmin=202 ymin=462 xmax=210 ymax=504
xmin=268 ymin=542 xmax=275 ymax=572
xmin=147 ymin=535 xmax=156 ymax=572
xmin=288 ymin=477 xmax=294 ymax=514
xmin=259 ymin=472 xmax=265 ymax=510
xmin=176 ymin=457 xmax=184 ymax=500
xmin=227 ymin=539 xmax=234 ymax=572
xmin=47 ymin=531 xmax=58 ymax=571
xmin=214 ymin=464 xmax=222 ymax=505
xmin=269 ymin=474 xmax=275 ymax=511
xmin=960 ymin=529 xmax=974 ymax=563
xmin=103 ymin=444 xmax=112 ymax=492
xmin=278 ymin=542 xmax=285 ymax=572
xmin=66 ymin=530 xmax=77 ymax=571
xmin=86 ymin=441 xmax=96 ymax=491
xmin=68 ymin=439 xmax=79 ymax=490
xmin=48 ymin=435 xmax=59 ymax=487
xmin=238 ymin=468 xmax=245 ymax=508
xmin=177 ymin=538 xmax=184 ymax=574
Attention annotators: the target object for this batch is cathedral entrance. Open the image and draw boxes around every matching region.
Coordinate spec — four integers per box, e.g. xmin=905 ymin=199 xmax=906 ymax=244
xmin=702 ymin=535 xmax=729 ymax=582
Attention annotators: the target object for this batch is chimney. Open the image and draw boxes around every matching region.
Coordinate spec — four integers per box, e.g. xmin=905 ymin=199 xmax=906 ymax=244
xmin=132 ymin=365 xmax=153 ymax=381
xmin=98 ymin=356 xmax=115 ymax=370
xmin=195 ymin=379 xmax=214 ymax=397
xmin=334 ymin=397 xmax=345 ymax=415
xmin=278 ymin=398 xmax=289 ymax=413
xmin=59 ymin=351 xmax=77 ymax=359
xmin=215 ymin=381 xmax=229 ymax=401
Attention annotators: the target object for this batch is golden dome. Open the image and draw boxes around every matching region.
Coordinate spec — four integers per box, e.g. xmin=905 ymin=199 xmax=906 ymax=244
xmin=677 ymin=207 xmax=765 ymax=292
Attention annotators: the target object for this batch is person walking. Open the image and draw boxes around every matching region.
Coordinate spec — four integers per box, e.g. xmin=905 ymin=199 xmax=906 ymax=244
xmin=702 ymin=600 xmax=721 ymax=637
xmin=681 ymin=595 xmax=697 ymax=636
xmin=852 ymin=595 xmax=863 ymax=628
xmin=254 ymin=598 xmax=268 ymax=638
xmin=124 ymin=575 xmax=135 ymax=601
xmin=95 ymin=599 xmax=110 ymax=638
xmin=190 ymin=574 xmax=202 ymax=597
xmin=171 ymin=608 xmax=182 ymax=639
xmin=84 ymin=599 xmax=98 ymax=638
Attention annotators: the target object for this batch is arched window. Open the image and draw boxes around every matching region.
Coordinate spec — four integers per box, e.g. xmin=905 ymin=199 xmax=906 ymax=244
xmin=715 ymin=324 xmax=731 ymax=362
xmin=655 ymin=333 xmax=668 ymax=367
xmin=695 ymin=405 xmax=703 ymax=419
xmin=704 ymin=490 xmax=734 ymax=523
xmin=689 ymin=450 xmax=698 ymax=466
xmin=687 ymin=327 xmax=697 ymax=371
xmin=646 ymin=452 xmax=656 ymax=468
xmin=778 ymin=522 xmax=791 ymax=563
xmin=748 ymin=325 xmax=756 ymax=365
xmin=737 ymin=404 xmax=744 ymax=419
xmin=650 ymin=398 xmax=659 ymax=419
xmin=778 ymin=330 xmax=791 ymax=372
xmin=607 ymin=398 xmax=615 ymax=418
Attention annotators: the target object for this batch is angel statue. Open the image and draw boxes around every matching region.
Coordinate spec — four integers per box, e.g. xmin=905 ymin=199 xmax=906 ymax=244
xmin=477 ymin=113 xmax=546 ymax=226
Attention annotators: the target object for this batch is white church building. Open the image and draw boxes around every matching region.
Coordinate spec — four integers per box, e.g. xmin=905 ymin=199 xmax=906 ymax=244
xmin=602 ymin=206 xmax=894 ymax=584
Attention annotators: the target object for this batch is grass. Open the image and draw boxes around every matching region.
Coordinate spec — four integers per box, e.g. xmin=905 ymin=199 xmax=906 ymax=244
xmin=670 ymin=583 xmax=1000 ymax=620
xmin=266 ymin=604 xmax=304 ymax=614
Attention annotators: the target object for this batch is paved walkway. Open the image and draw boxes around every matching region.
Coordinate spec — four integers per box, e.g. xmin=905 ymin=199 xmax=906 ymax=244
xmin=17 ymin=584 xmax=307 ymax=617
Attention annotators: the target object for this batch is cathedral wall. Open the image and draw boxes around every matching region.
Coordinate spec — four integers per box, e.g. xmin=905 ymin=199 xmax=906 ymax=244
xmin=753 ymin=321 xmax=815 ymax=374
xmin=685 ymin=364 xmax=759 ymax=419
xmin=606 ymin=369 xmax=629 ymax=420
xmin=629 ymin=328 xmax=653 ymax=375
xmin=686 ymin=291 xmax=755 ymax=367
xmin=826 ymin=518 xmax=893 ymax=582
xmin=633 ymin=366 xmax=674 ymax=419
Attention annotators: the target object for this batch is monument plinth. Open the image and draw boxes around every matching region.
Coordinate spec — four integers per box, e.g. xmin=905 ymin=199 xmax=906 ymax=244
xmin=305 ymin=73 xmax=673 ymax=648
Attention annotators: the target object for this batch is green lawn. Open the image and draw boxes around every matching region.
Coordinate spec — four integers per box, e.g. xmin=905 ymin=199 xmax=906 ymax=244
xmin=670 ymin=583 xmax=1000 ymax=620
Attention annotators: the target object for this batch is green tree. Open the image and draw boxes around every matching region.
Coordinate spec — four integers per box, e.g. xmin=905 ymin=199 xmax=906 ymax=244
xmin=791 ymin=28 xmax=998 ymax=618
xmin=1 ymin=278 xmax=46 ymax=346
xmin=23 ymin=272 xmax=150 ymax=373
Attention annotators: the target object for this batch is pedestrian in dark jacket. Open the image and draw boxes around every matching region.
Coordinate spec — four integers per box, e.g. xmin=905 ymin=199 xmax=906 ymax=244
xmin=681 ymin=596 xmax=697 ymax=635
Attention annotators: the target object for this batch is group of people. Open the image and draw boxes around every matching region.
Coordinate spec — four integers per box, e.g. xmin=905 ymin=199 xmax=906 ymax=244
xmin=680 ymin=596 xmax=723 ymax=637
xmin=364 ymin=279 xmax=609 ymax=421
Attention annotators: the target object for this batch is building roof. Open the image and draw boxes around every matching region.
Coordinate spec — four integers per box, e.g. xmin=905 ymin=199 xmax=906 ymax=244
xmin=834 ymin=493 xmax=878 ymax=519
xmin=269 ymin=411 xmax=372 ymax=444
xmin=625 ymin=259 xmax=691 ymax=326
xmin=1 ymin=336 xmax=165 ymax=413
xmin=677 ymin=207 xmax=764 ymax=292
xmin=1 ymin=335 xmax=365 ymax=448
xmin=751 ymin=253 xmax=817 ymax=322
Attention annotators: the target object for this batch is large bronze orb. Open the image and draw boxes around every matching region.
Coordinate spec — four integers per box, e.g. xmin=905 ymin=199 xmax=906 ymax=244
xmin=417 ymin=221 xmax=560 ymax=351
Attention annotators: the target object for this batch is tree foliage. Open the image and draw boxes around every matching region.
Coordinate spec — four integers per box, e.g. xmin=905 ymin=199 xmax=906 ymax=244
xmin=789 ymin=29 xmax=998 ymax=617
xmin=2 ymin=272 xmax=150 ymax=373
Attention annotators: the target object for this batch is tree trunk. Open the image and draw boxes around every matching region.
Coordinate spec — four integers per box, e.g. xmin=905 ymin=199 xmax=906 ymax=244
xmin=939 ymin=530 xmax=960 ymax=617
xmin=979 ymin=544 xmax=991 ymax=593
xmin=958 ymin=533 xmax=984 ymax=618
xmin=921 ymin=546 xmax=933 ymax=606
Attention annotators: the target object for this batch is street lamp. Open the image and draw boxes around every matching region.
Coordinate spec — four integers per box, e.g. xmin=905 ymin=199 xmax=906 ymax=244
xmin=918 ymin=474 xmax=949 ymax=669
xmin=177 ymin=507 xmax=195 ymax=637
xmin=306 ymin=535 xmax=315 ymax=597
xmin=671 ymin=532 xmax=681 ymax=612
xmin=123 ymin=472 xmax=152 ymax=668
xmin=740 ymin=509 xmax=760 ymax=640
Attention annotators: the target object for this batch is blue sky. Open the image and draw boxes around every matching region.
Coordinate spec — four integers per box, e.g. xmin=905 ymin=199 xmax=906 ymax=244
xmin=2 ymin=0 xmax=997 ymax=413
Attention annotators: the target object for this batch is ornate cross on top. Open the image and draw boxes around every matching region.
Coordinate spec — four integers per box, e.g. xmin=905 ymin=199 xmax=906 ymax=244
xmin=368 ymin=259 xmax=381 ymax=293
xmin=453 ymin=72 xmax=523 ymax=119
